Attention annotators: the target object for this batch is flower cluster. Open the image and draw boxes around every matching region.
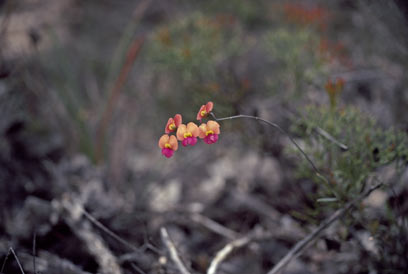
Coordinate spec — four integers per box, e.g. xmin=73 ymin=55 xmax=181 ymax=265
xmin=158 ymin=102 xmax=221 ymax=158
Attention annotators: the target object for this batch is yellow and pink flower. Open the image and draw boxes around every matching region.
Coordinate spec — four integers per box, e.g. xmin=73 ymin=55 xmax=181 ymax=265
xmin=158 ymin=134 xmax=178 ymax=158
xmin=196 ymin=101 xmax=213 ymax=121
xmin=199 ymin=120 xmax=220 ymax=144
xmin=165 ymin=114 xmax=182 ymax=134
xmin=177 ymin=122 xmax=199 ymax=147
xmin=159 ymin=102 xmax=221 ymax=158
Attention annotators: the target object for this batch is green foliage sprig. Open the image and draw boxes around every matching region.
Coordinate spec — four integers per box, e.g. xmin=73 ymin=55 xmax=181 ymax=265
xmin=292 ymin=105 xmax=408 ymax=203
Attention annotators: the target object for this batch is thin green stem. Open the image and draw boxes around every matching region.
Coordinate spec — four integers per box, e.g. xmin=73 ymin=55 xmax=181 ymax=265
xmin=210 ymin=112 xmax=324 ymax=179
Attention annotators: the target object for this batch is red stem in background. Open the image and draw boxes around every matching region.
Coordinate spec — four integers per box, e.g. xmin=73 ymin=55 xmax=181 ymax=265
xmin=95 ymin=37 xmax=144 ymax=163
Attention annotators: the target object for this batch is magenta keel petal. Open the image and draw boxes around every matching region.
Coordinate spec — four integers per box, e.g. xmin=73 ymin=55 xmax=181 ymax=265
xmin=204 ymin=134 xmax=218 ymax=144
xmin=182 ymin=137 xmax=197 ymax=147
xmin=190 ymin=137 xmax=197 ymax=146
xmin=161 ymin=148 xmax=174 ymax=158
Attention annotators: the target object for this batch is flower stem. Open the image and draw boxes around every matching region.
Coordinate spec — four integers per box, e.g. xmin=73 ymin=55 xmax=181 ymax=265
xmin=210 ymin=112 xmax=323 ymax=179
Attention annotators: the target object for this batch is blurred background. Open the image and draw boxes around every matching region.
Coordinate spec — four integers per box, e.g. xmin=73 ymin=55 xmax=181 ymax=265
xmin=1 ymin=0 xmax=408 ymax=273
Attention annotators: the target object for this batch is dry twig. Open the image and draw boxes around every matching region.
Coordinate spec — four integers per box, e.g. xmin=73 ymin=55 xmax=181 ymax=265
xmin=59 ymin=196 xmax=122 ymax=274
xmin=160 ymin=227 xmax=192 ymax=274
xmin=1 ymin=247 xmax=25 ymax=274
xmin=206 ymin=235 xmax=252 ymax=274
xmin=285 ymin=108 xmax=348 ymax=151
xmin=81 ymin=208 xmax=141 ymax=253
xmin=190 ymin=213 xmax=239 ymax=240
xmin=206 ymin=228 xmax=277 ymax=274
xmin=266 ymin=182 xmax=383 ymax=274
xmin=314 ymin=127 xmax=348 ymax=151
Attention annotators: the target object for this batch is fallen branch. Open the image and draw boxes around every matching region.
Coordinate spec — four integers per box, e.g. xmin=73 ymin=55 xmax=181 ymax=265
xmin=190 ymin=213 xmax=239 ymax=240
xmin=206 ymin=228 xmax=279 ymax=274
xmin=266 ymin=182 xmax=383 ymax=274
xmin=160 ymin=227 xmax=192 ymax=274
xmin=206 ymin=235 xmax=252 ymax=274
xmin=81 ymin=208 xmax=141 ymax=253
xmin=59 ymin=196 xmax=122 ymax=274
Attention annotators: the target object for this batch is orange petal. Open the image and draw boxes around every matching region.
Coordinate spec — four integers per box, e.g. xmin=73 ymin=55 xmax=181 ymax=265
xmin=187 ymin=122 xmax=199 ymax=137
xmin=207 ymin=120 xmax=220 ymax=134
xmin=176 ymin=124 xmax=187 ymax=141
xmin=165 ymin=118 xmax=174 ymax=134
xmin=198 ymin=123 xmax=207 ymax=139
xmin=158 ymin=134 xmax=170 ymax=148
xmin=174 ymin=114 xmax=182 ymax=127
xmin=205 ymin=101 xmax=214 ymax=112
xmin=196 ymin=105 xmax=205 ymax=120
xmin=169 ymin=135 xmax=178 ymax=151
